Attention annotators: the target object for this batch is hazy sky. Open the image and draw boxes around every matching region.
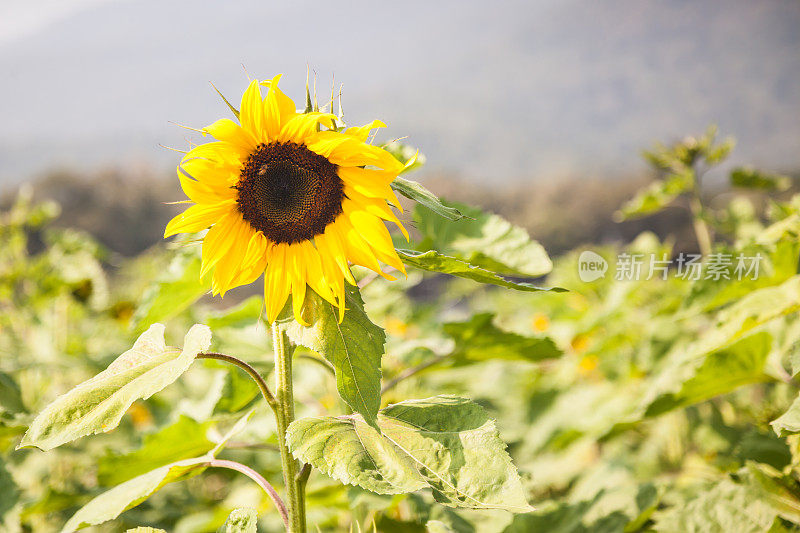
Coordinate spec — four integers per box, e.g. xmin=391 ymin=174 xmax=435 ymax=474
xmin=1 ymin=0 xmax=798 ymax=188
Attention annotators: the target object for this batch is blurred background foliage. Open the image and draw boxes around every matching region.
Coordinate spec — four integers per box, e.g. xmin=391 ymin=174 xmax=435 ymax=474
xmin=3 ymin=130 xmax=800 ymax=531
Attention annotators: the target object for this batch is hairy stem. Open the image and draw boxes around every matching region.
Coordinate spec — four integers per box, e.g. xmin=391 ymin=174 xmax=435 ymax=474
xmin=272 ymin=322 xmax=307 ymax=532
xmin=209 ymin=458 xmax=289 ymax=530
xmin=197 ymin=352 xmax=278 ymax=413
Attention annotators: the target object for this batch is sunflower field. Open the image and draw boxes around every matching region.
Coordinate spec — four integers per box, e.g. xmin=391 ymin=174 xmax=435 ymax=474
xmin=2 ymin=81 xmax=800 ymax=533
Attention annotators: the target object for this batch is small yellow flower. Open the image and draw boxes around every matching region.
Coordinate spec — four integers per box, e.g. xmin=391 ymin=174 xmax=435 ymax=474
xmin=165 ymin=75 xmax=409 ymax=323
xmin=531 ymin=313 xmax=550 ymax=332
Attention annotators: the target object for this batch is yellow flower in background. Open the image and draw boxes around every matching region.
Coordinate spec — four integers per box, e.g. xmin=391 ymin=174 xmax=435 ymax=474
xmin=165 ymin=75 xmax=409 ymax=323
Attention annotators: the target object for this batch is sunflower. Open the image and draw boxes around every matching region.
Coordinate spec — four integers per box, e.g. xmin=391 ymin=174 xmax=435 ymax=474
xmin=164 ymin=75 xmax=409 ymax=324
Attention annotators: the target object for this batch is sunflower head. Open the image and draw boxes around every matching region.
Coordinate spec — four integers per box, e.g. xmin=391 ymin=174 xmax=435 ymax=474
xmin=165 ymin=75 xmax=410 ymax=324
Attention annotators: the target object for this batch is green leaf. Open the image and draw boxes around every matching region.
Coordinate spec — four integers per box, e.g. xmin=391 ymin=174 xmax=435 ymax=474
xmin=771 ymin=393 xmax=800 ymax=438
xmin=97 ymin=415 xmax=215 ymax=486
xmin=218 ymin=508 xmax=258 ymax=533
xmin=287 ymin=395 xmax=532 ymax=513
xmin=277 ymin=286 xmax=384 ymax=423
xmin=126 ymin=528 xmax=167 ymax=533
xmin=652 ymin=473 xmax=780 ymax=533
xmin=444 ymin=313 xmax=561 ymax=362
xmin=0 ymin=458 xmax=19 ymax=519
xmin=617 ymin=170 xmax=694 ymax=220
xmin=19 ymin=324 xmax=212 ymax=451
xmin=132 ymin=251 xmax=209 ymax=332
xmin=0 ymin=371 xmax=25 ymax=416
xmin=391 ymin=177 xmax=465 ymax=221
xmin=62 ymin=410 xmax=252 ymax=532
xmin=731 ymin=167 xmax=791 ymax=191
xmin=414 ymin=202 xmax=552 ymax=277
xmin=61 ymin=456 xmax=211 ymax=532
xmin=398 ymin=249 xmax=564 ymax=293
xmin=645 ymin=332 xmax=772 ymax=417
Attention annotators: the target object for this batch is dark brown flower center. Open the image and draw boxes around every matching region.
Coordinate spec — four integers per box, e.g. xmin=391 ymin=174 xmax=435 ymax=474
xmin=235 ymin=142 xmax=344 ymax=244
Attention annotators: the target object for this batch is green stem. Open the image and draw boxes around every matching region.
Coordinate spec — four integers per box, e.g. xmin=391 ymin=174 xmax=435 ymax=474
xmin=689 ymin=194 xmax=713 ymax=257
xmin=689 ymin=173 xmax=713 ymax=257
xmin=272 ymin=322 xmax=307 ymax=533
xmin=197 ymin=352 xmax=277 ymax=413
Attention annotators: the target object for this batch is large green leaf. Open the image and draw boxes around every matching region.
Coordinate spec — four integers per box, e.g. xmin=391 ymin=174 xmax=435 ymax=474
xmin=398 ymin=250 xmax=564 ymax=293
xmin=62 ymin=457 xmax=211 ymax=532
xmin=132 ymin=251 xmax=209 ymax=332
xmin=652 ymin=469 xmax=786 ymax=533
xmin=97 ymin=415 xmax=215 ymax=486
xmin=444 ymin=313 xmax=561 ymax=362
xmin=218 ymin=508 xmax=258 ymax=533
xmin=645 ymin=332 xmax=772 ymax=417
xmin=414 ymin=203 xmax=552 ymax=277
xmin=287 ymin=396 xmax=532 ymax=513
xmin=391 ymin=177 xmax=465 ymax=221
xmin=277 ymin=286 xmax=384 ymax=423
xmin=18 ymin=324 xmax=212 ymax=451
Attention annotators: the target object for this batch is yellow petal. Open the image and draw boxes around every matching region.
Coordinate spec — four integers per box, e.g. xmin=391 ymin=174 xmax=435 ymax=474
xmin=338 ymin=166 xmax=402 ymax=209
xmin=200 ymin=210 xmax=241 ymax=279
xmin=344 ymin=185 xmax=408 ymax=240
xmin=164 ymin=199 xmax=236 ymax=237
xmin=203 ymin=118 xmax=257 ymax=153
xmin=329 ymin=216 xmax=394 ymax=280
xmin=298 ymin=241 xmax=336 ymax=306
xmin=211 ymin=216 xmax=255 ymax=296
xmin=286 ymin=244 xmax=309 ymax=326
xmin=316 ymin=226 xmax=356 ymax=285
xmin=184 ymin=140 xmax=247 ymax=167
xmin=178 ymin=173 xmax=235 ymax=204
xmin=240 ymin=80 xmax=266 ymax=142
xmin=279 ymin=112 xmax=336 ymax=143
xmin=261 ymin=74 xmax=297 ymax=141
xmin=344 ymin=119 xmax=386 ymax=142
xmin=264 ymin=243 xmax=291 ymax=323
xmin=343 ymin=200 xmax=406 ymax=274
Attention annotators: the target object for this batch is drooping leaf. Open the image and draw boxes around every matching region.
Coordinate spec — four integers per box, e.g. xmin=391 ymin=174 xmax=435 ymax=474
xmin=444 ymin=313 xmax=561 ymax=362
xmin=61 ymin=457 xmax=211 ymax=533
xmin=19 ymin=324 xmax=212 ymax=451
xmin=413 ymin=203 xmax=552 ymax=277
xmin=287 ymin=396 xmax=532 ymax=513
xmin=398 ymin=249 xmax=564 ymax=293
xmin=97 ymin=415 xmax=215 ymax=486
xmin=132 ymin=251 xmax=209 ymax=332
xmin=277 ymin=286 xmax=384 ymax=423
xmin=771 ymin=393 xmax=800 ymax=438
xmin=391 ymin=177 xmax=464 ymax=221
xmin=218 ymin=508 xmax=258 ymax=533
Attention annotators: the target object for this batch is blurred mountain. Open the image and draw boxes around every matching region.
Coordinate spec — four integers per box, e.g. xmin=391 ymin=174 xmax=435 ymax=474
xmin=1 ymin=0 xmax=798 ymax=187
